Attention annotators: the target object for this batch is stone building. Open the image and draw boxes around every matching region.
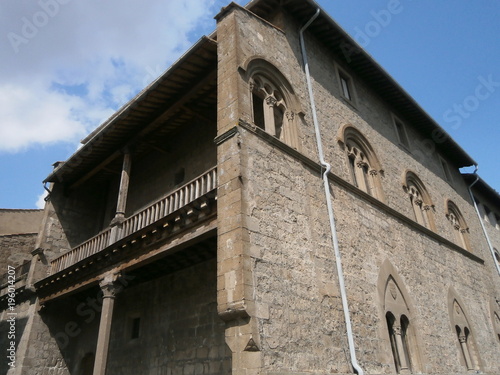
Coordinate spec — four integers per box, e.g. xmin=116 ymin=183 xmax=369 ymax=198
xmin=1 ymin=0 xmax=499 ymax=374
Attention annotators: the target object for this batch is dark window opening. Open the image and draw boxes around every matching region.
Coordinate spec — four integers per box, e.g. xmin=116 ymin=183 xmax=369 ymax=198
xmin=252 ymin=93 xmax=265 ymax=130
xmin=131 ymin=317 xmax=141 ymax=339
xmin=395 ymin=120 xmax=410 ymax=148
xmin=340 ymin=73 xmax=352 ymax=101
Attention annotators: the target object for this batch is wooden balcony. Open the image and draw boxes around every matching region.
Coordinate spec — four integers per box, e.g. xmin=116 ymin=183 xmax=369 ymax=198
xmin=49 ymin=167 xmax=217 ymax=275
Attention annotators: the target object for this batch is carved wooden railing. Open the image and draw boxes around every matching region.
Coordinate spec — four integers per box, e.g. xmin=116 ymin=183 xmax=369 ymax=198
xmin=122 ymin=167 xmax=217 ymax=237
xmin=50 ymin=167 xmax=217 ymax=275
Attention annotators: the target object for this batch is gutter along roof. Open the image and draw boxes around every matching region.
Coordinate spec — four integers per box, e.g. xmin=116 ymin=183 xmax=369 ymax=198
xmin=46 ymin=0 xmax=475 ymax=186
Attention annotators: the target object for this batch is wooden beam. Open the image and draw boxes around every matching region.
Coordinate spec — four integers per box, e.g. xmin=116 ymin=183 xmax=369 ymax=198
xmin=69 ymin=69 xmax=216 ymax=190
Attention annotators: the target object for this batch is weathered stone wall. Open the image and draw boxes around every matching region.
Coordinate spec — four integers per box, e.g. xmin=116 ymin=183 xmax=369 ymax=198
xmin=0 ymin=297 xmax=69 ymax=375
xmin=106 ymin=259 xmax=230 ymax=375
xmin=216 ymin=5 xmax=500 ymax=374
xmin=49 ymin=180 xmax=109 ymax=250
xmin=0 ymin=233 xmax=36 ymax=271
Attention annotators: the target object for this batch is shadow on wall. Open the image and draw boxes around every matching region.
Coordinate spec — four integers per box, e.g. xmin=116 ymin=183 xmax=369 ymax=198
xmin=0 ymin=316 xmax=28 ymax=374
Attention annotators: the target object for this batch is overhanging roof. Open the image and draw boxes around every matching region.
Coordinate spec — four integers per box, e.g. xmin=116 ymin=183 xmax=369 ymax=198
xmin=46 ymin=0 xmax=476 ymax=186
xmin=45 ymin=36 xmax=217 ymax=185
xmin=244 ymin=0 xmax=476 ymax=167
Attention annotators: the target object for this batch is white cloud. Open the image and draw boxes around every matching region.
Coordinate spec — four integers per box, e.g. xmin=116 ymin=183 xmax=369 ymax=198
xmin=0 ymin=83 xmax=86 ymax=151
xmin=36 ymin=190 xmax=48 ymax=209
xmin=0 ymin=0 xmax=219 ymax=153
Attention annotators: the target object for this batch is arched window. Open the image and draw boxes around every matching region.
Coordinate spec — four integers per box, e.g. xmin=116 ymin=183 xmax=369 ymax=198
xmin=491 ymin=298 xmax=500 ymax=343
xmin=245 ymin=59 xmax=300 ymax=149
xmin=403 ymin=172 xmax=435 ymax=230
xmin=446 ymin=201 xmax=470 ymax=250
xmin=451 ymin=299 xmax=480 ymax=371
xmin=339 ymin=126 xmax=384 ymax=200
xmin=384 ymin=277 xmax=415 ymax=373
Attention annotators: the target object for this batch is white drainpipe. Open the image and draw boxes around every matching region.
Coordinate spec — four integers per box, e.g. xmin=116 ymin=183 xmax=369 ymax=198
xmin=299 ymin=8 xmax=364 ymax=375
xmin=467 ymin=165 xmax=500 ymax=276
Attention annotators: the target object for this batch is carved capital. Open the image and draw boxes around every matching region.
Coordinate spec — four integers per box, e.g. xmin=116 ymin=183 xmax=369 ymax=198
xmin=99 ymin=274 xmax=122 ymax=299
xmin=458 ymin=334 xmax=467 ymax=343
xmin=393 ymin=324 xmax=402 ymax=336
xmin=356 ymin=160 xmax=368 ymax=169
xmin=265 ymin=96 xmax=277 ymax=107
xmin=369 ymin=169 xmax=378 ymax=176
xmin=285 ymin=111 xmax=295 ymax=121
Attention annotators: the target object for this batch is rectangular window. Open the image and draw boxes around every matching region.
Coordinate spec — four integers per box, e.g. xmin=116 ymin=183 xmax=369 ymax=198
xmin=393 ymin=118 xmax=410 ymax=149
xmin=440 ymin=157 xmax=452 ymax=183
xmin=340 ymin=73 xmax=352 ymax=101
xmin=336 ymin=66 xmax=356 ymax=105
xmin=484 ymin=205 xmax=492 ymax=224
xmin=130 ymin=317 xmax=141 ymax=339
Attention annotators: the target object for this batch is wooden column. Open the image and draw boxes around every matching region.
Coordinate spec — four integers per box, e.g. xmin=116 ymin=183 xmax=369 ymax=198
xmin=109 ymin=150 xmax=132 ymax=243
xmin=93 ymin=276 xmax=120 ymax=375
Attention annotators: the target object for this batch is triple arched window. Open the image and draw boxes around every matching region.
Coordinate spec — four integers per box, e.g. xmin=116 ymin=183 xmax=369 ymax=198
xmin=446 ymin=201 xmax=470 ymax=251
xmin=246 ymin=59 xmax=300 ymax=149
xmin=403 ymin=172 xmax=435 ymax=230
xmin=340 ymin=126 xmax=384 ymax=200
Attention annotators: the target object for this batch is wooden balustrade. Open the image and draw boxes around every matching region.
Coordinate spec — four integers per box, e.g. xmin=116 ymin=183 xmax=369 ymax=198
xmin=50 ymin=167 xmax=217 ymax=275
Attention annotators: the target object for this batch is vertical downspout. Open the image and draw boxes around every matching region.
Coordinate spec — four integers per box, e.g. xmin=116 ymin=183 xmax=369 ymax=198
xmin=299 ymin=9 xmax=364 ymax=375
xmin=467 ymin=165 xmax=500 ymax=276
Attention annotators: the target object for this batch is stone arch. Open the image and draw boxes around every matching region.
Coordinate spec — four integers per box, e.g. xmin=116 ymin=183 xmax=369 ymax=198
xmin=338 ymin=124 xmax=384 ymax=200
xmin=377 ymin=259 xmax=423 ymax=373
xmin=445 ymin=200 xmax=471 ymax=251
xmin=243 ymin=57 xmax=300 ymax=149
xmin=447 ymin=288 xmax=481 ymax=371
xmin=402 ymin=170 xmax=436 ymax=230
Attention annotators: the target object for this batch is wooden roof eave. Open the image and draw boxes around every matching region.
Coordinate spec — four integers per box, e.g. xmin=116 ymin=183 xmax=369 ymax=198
xmin=45 ymin=36 xmax=218 ymax=184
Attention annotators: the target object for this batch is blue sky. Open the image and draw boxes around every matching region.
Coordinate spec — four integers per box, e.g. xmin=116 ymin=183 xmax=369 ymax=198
xmin=0 ymin=0 xmax=498 ymax=209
